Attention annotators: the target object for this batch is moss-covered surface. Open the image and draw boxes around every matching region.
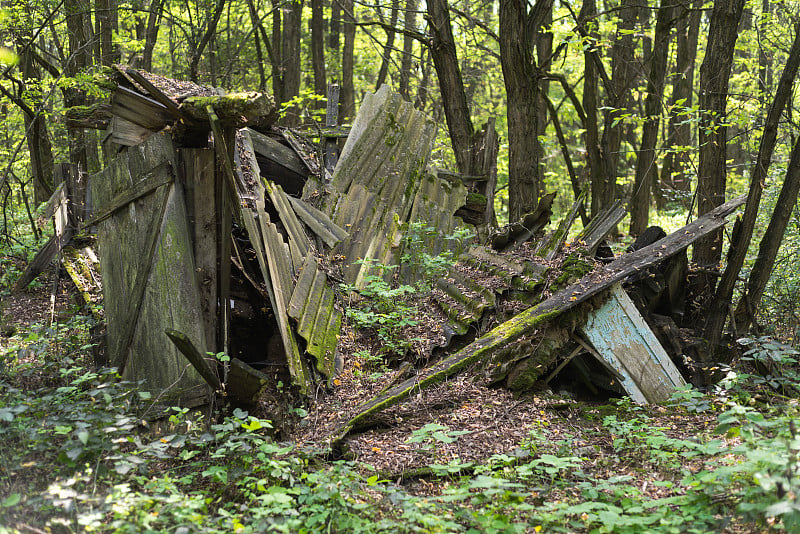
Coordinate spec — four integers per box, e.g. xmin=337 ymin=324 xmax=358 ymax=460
xmin=180 ymin=92 xmax=276 ymax=124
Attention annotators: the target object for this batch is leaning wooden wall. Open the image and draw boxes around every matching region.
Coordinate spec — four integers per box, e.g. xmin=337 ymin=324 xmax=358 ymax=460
xmin=90 ymin=133 xmax=211 ymax=406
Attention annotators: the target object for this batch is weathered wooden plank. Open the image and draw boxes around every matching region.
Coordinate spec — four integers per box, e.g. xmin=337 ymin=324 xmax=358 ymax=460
xmin=165 ymin=329 xmax=222 ymax=390
xmin=261 ymin=217 xmax=310 ymax=393
xmin=92 ymin=134 xmax=210 ymax=405
xmin=110 ymin=116 xmax=153 ymax=146
xmin=112 ymin=85 xmax=172 ymax=131
xmin=180 ymin=92 xmax=275 ymax=126
xmin=266 ymin=181 xmax=309 ymax=268
xmin=323 ymin=83 xmax=340 ymax=177
xmin=119 ymin=66 xmax=183 ymax=119
xmin=581 ymin=283 xmax=685 ymax=404
xmin=181 ymin=148 xmax=218 ymax=352
xmin=491 ymin=192 xmax=556 ymax=252
xmin=577 ymin=200 xmax=627 ymax=254
xmin=287 ymin=195 xmax=348 ymax=247
xmin=80 ymin=162 xmax=174 ymax=229
xmin=331 ymin=194 xmax=747 ymax=446
xmin=228 ymin=358 xmax=270 ymax=405
xmin=539 ymin=188 xmax=586 ymax=260
xmin=246 ymin=128 xmax=309 ymax=177
xmin=65 ymin=103 xmax=113 ymax=129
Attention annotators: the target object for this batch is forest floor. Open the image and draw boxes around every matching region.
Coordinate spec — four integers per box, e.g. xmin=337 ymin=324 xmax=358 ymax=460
xmin=1 ymin=266 xmax=786 ymax=533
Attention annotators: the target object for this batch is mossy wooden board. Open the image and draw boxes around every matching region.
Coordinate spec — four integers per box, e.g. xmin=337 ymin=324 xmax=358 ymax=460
xmin=91 ymin=133 xmax=210 ymax=406
xmin=580 ymin=283 xmax=685 ymax=404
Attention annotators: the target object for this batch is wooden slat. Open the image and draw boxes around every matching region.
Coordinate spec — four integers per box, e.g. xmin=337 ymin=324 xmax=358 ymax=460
xmin=165 ymin=329 xmax=222 ymax=390
xmin=110 ymin=115 xmax=154 ymax=146
xmin=261 ymin=218 xmax=310 ymax=393
xmin=581 ymin=283 xmax=685 ymax=404
xmin=286 ymin=195 xmax=348 ymax=247
xmin=120 ymin=66 xmax=183 ymax=119
xmin=246 ymin=128 xmax=309 ymax=177
xmin=112 ymin=85 xmax=171 ymax=131
xmin=181 ymin=148 xmax=218 ymax=353
xmin=81 ymin=162 xmax=174 ymax=229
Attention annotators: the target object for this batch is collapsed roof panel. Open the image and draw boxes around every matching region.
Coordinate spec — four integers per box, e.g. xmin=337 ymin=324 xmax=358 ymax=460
xmin=304 ymin=85 xmax=467 ymax=288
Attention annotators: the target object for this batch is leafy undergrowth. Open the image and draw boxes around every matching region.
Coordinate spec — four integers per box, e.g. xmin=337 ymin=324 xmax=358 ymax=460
xmin=2 ymin=284 xmax=800 ymax=533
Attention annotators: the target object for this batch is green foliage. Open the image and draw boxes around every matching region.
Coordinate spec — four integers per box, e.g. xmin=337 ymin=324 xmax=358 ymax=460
xmin=340 ymin=259 xmax=419 ymax=357
xmin=400 ymin=222 xmax=474 ymax=286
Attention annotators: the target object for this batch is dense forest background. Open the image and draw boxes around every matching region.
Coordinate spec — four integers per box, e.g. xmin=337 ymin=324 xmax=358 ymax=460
xmin=1 ymin=0 xmax=799 ymax=343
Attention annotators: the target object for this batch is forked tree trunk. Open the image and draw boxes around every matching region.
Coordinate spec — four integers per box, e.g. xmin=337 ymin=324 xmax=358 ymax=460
xmin=426 ymin=0 xmax=474 ymax=174
xmin=500 ymin=0 xmax=552 ymax=221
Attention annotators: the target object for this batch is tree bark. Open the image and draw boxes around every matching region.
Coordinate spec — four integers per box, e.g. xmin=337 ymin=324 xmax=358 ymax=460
xmin=630 ymin=0 xmax=677 ymax=235
xmin=399 ymin=0 xmax=418 ymax=99
xmin=500 ymin=0 xmax=552 ymax=221
xmin=140 ymin=0 xmax=164 ymax=71
xmin=711 ymin=22 xmax=800 ymax=340
xmin=281 ymin=0 xmax=304 ymax=124
xmin=340 ymin=0 xmax=356 ymax=120
xmin=579 ymin=0 xmax=604 ymax=214
xmin=659 ymin=0 xmax=701 ymax=205
xmin=596 ymin=0 xmax=638 ymax=218
xmin=188 ymin=0 xmax=225 ymax=82
xmin=65 ymin=0 xmax=100 ymax=175
xmin=691 ymin=0 xmax=746 ymax=281
xmin=375 ymin=0 xmax=399 ymax=89
xmin=426 ymin=0 xmax=474 ymax=174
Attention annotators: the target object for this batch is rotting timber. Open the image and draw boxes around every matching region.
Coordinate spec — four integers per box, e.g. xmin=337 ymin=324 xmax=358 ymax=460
xmin=36 ymin=68 xmax=748 ymax=431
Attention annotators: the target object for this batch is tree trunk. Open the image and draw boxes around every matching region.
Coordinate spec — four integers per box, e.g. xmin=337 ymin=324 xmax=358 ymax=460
xmin=758 ymin=0 xmax=773 ymax=99
xmin=596 ymin=0 xmax=638 ymax=218
xmin=659 ymin=0 xmax=701 ymax=205
xmin=188 ymin=0 xmax=225 ymax=82
xmin=16 ymin=29 xmax=54 ymax=204
xmin=281 ymin=0 xmax=303 ymax=124
xmin=375 ymin=0 xmax=399 ymax=89
xmin=579 ymin=0 xmax=604 ymax=209
xmin=500 ymin=0 xmax=552 ymax=221
xmin=340 ymin=0 xmax=356 ymax=120
xmin=426 ymin=0 xmax=474 ymax=174
xmin=630 ymin=0 xmax=677 ymax=235
xmin=65 ymin=0 xmax=100 ymax=175
xmin=708 ymin=22 xmax=800 ymax=341
xmin=96 ymin=0 xmax=118 ymax=65
xmin=140 ymin=0 xmax=164 ymax=71
xmin=691 ymin=0 xmax=746 ymax=287
xmin=399 ymin=0 xmax=418 ymax=99
xmin=735 ymin=135 xmax=800 ymax=334
xmin=247 ymin=0 xmax=283 ymax=102
xmin=330 ymin=0 xmax=341 ymax=50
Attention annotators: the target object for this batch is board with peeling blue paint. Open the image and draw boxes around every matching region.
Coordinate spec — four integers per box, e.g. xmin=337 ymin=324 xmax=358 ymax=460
xmin=581 ymin=283 xmax=686 ymax=404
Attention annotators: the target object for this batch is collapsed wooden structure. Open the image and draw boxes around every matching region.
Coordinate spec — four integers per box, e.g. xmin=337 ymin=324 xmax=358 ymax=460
xmin=22 ymin=68 xmax=746 ymax=425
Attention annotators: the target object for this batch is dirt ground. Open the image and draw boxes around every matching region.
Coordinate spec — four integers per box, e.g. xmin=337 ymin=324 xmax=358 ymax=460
xmin=0 ymin=267 xmax=729 ymax=510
